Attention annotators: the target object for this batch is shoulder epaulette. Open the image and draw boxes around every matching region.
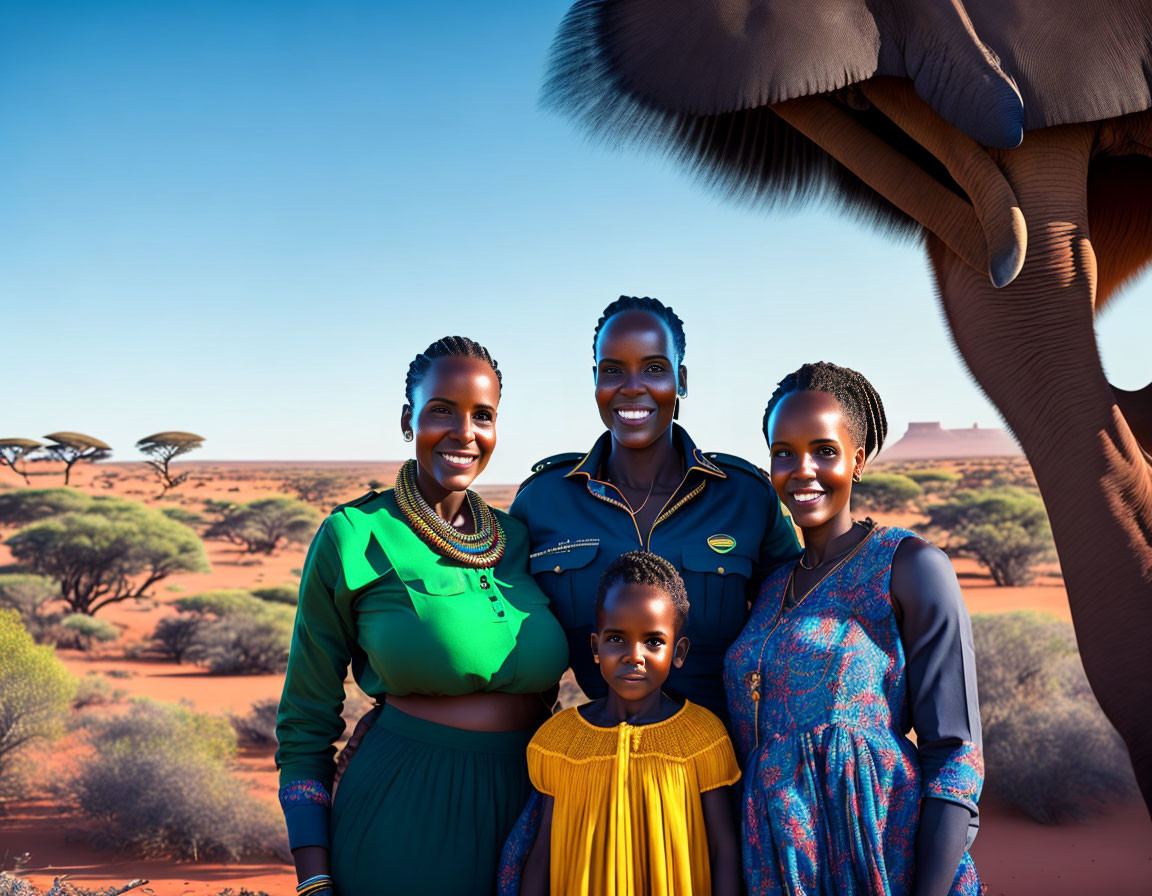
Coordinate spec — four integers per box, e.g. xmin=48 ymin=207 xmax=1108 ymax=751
xmin=705 ymin=452 xmax=772 ymax=484
xmin=516 ymin=452 xmax=584 ymax=494
xmin=332 ymin=489 xmax=386 ymax=514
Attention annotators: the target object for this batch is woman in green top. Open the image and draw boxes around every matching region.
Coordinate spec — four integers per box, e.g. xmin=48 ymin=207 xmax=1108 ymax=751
xmin=275 ymin=336 xmax=569 ymax=896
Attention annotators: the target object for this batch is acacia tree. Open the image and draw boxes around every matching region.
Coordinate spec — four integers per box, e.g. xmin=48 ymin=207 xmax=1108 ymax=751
xmin=281 ymin=473 xmax=353 ymax=509
xmin=41 ymin=432 xmax=112 ymax=485
xmin=204 ymin=497 xmax=319 ymax=554
xmin=6 ymin=498 xmax=210 ymax=615
xmin=0 ymin=438 xmax=44 ymax=484
xmin=0 ymin=488 xmax=91 ymax=529
xmin=136 ymin=431 xmax=205 ymax=497
xmin=926 ymin=487 xmax=1056 ymax=586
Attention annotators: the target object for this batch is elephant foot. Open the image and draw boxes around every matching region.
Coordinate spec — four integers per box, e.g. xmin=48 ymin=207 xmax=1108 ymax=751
xmin=1112 ymin=381 xmax=1152 ymax=459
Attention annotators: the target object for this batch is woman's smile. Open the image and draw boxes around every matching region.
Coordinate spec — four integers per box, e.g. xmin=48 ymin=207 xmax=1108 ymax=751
xmin=614 ymin=405 xmax=656 ymax=424
xmin=437 ymin=449 xmax=479 ymax=469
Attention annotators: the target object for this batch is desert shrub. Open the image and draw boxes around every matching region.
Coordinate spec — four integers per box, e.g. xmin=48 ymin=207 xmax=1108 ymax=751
xmin=160 ymin=506 xmax=204 ymax=528
xmin=232 ymin=697 xmax=279 ymax=745
xmin=925 ymin=487 xmax=1055 ymax=585
xmin=0 ymin=877 xmax=152 ymax=896
xmin=973 ymin=612 xmax=1137 ymax=822
xmin=250 ymin=585 xmax=298 ymax=606
xmin=0 ymin=610 xmax=77 ymax=792
xmin=150 ymin=614 xmax=203 ymax=663
xmin=0 ymin=489 xmax=91 ymax=529
xmin=5 ymin=498 xmax=210 ymax=615
xmin=188 ymin=613 xmax=290 ymax=674
xmin=175 ymin=589 xmax=267 ymax=617
xmin=71 ymin=701 xmax=281 ymax=860
xmin=851 ymin=473 xmax=922 ymax=513
xmin=0 ymin=574 xmax=61 ymax=643
xmin=169 ymin=589 xmax=292 ymax=674
xmin=903 ymin=468 xmax=961 ymax=490
xmin=203 ymin=497 xmax=319 ymax=554
xmin=58 ymin=614 xmax=120 ymax=650
xmin=73 ymin=674 xmax=116 ymax=710
xmin=280 ymin=473 xmax=354 ymax=508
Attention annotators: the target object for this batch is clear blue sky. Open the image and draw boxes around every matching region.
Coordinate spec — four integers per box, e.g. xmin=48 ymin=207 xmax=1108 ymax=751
xmin=2 ymin=1 xmax=1148 ymax=483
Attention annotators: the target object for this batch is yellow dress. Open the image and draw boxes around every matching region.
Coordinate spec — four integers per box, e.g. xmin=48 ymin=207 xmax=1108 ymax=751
xmin=527 ymin=701 xmax=741 ymax=896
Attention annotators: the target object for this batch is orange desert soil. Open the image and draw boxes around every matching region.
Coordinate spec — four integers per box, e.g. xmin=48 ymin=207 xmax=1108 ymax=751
xmin=1 ymin=460 xmax=1148 ymax=895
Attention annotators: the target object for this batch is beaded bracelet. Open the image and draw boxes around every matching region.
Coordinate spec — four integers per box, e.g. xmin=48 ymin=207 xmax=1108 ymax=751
xmin=297 ymin=874 xmax=333 ymax=896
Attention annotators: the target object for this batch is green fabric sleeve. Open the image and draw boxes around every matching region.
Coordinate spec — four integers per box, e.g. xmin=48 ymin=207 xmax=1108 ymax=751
xmin=275 ymin=521 xmax=355 ymax=792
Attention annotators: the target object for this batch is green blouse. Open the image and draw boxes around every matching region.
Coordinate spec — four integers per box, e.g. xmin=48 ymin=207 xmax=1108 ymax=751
xmin=275 ymin=488 xmax=568 ymax=847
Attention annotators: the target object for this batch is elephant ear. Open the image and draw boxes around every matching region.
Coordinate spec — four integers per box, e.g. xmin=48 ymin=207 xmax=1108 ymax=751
xmin=546 ymin=0 xmax=1023 ymax=148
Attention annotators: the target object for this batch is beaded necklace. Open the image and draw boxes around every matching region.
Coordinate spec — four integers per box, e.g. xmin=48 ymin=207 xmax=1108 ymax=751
xmin=393 ymin=459 xmax=505 ymax=568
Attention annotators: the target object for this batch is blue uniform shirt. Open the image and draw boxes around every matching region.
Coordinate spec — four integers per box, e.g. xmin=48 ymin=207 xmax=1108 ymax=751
xmin=510 ymin=425 xmax=802 ymax=722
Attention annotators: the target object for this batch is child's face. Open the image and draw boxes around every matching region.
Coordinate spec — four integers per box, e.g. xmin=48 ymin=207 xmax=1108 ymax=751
xmin=591 ymin=583 xmax=689 ymax=702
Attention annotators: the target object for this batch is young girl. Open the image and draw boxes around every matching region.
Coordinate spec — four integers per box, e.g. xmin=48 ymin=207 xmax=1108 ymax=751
xmin=520 ymin=551 xmax=741 ymax=896
xmin=724 ymin=362 xmax=983 ymax=896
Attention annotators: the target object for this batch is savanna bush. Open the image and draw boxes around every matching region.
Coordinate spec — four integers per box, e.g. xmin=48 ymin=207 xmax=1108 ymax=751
xmin=58 ymin=614 xmax=119 ymax=650
xmin=232 ymin=697 xmax=279 ymax=745
xmin=150 ymin=614 xmax=202 ymax=663
xmin=5 ymin=497 xmax=210 ymax=615
xmin=851 ymin=473 xmax=922 ymax=513
xmin=926 ymin=487 xmax=1055 ymax=586
xmin=973 ymin=612 xmax=1138 ymax=822
xmin=189 ymin=613 xmax=290 ymax=674
xmin=0 ymin=573 xmax=60 ymax=643
xmin=204 ymin=497 xmax=318 ymax=554
xmin=250 ymin=585 xmax=298 ymax=606
xmin=165 ymin=589 xmax=293 ymax=674
xmin=71 ymin=701 xmax=283 ymax=860
xmin=0 ymin=610 xmax=77 ymax=794
xmin=903 ymin=468 xmax=961 ymax=490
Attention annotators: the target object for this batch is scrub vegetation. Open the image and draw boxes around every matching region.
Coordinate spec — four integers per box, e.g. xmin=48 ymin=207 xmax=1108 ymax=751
xmin=0 ymin=610 xmax=76 ymax=796
xmin=204 ymin=497 xmax=319 ymax=554
xmin=3 ymin=492 xmax=210 ymax=615
xmin=973 ymin=612 xmax=1138 ymax=822
xmin=71 ymin=701 xmax=283 ymax=861
xmin=150 ymin=589 xmax=293 ymax=674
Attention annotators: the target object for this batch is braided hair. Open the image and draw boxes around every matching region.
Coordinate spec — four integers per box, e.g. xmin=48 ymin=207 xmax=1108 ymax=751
xmin=404 ymin=336 xmax=503 ymax=406
xmin=595 ymin=550 xmax=690 ymax=636
xmin=761 ymin=362 xmax=888 ymax=462
xmin=592 ymin=296 xmax=687 ymax=367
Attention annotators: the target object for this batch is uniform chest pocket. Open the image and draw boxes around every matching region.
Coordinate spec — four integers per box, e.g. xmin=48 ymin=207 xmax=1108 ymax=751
xmin=401 ymin=565 xmax=466 ymax=597
xmin=679 ymin=545 xmax=754 ymax=640
xmin=528 ymin=540 xmax=601 ymax=629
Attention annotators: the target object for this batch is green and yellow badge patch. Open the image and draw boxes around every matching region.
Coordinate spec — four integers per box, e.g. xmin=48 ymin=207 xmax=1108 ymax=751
xmin=706 ymin=534 xmax=736 ymax=554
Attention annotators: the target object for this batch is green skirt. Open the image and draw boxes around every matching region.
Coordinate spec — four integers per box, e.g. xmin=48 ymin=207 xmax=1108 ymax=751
xmin=330 ymin=703 xmax=534 ymax=896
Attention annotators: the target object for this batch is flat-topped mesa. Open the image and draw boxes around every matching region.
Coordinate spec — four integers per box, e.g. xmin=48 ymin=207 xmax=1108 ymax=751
xmin=880 ymin=422 xmax=1022 ymax=461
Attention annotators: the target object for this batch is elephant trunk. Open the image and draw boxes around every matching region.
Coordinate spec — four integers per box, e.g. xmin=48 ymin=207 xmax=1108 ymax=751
xmin=772 ymin=87 xmax=1027 ymax=287
xmin=926 ymin=125 xmax=1152 ymax=814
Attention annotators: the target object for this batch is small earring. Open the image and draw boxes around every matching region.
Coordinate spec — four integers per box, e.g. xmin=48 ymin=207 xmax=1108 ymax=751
xmin=852 ymin=472 xmax=862 ymax=482
xmin=677 ymin=387 xmax=687 ymax=397
xmin=403 ymin=431 xmax=413 ymax=442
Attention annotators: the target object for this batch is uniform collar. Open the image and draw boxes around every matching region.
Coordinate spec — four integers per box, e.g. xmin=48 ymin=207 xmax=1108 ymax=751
xmin=565 ymin=424 xmax=727 ymax=482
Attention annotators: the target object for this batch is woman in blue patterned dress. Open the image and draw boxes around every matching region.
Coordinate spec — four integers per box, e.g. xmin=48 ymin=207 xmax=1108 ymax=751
xmin=724 ymin=363 xmax=982 ymax=896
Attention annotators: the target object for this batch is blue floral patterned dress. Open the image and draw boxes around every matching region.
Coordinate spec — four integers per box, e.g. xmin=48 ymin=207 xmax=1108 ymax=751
xmin=724 ymin=526 xmax=982 ymax=896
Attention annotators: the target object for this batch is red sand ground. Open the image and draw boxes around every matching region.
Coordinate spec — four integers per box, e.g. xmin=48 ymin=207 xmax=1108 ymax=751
xmin=1 ymin=460 xmax=1149 ymax=895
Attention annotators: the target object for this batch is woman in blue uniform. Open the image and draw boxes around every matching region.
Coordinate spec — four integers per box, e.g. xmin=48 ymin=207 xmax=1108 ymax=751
xmin=511 ymin=295 xmax=801 ymax=721
xmin=498 ymin=297 xmax=800 ymax=892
